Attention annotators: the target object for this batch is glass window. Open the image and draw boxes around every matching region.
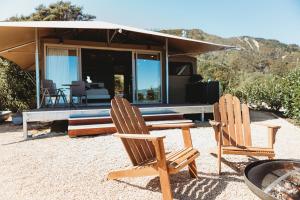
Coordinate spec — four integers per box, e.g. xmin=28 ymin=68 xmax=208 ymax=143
xmin=135 ymin=53 xmax=161 ymax=103
xmin=169 ymin=62 xmax=193 ymax=76
xmin=45 ymin=47 xmax=79 ymax=99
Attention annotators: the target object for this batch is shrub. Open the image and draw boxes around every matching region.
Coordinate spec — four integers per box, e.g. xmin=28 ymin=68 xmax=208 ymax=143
xmin=281 ymin=69 xmax=300 ymax=120
xmin=228 ymin=69 xmax=300 ymax=121
xmin=0 ymin=58 xmax=35 ymax=112
xmin=228 ymin=75 xmax=284 ymax=111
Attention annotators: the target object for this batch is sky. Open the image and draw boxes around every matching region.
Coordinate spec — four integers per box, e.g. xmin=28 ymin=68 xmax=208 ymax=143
xmin=1 ymin=0 xmax=300 ymax=45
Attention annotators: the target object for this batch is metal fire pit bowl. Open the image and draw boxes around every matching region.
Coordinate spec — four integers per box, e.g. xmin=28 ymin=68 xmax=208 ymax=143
xmin=244 ymin=159 xmax=300 ymax=200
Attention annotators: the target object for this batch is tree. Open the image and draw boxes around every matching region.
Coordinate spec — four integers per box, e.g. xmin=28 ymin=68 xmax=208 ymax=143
xmin=8 ymin=1 xmax=95 ymax=21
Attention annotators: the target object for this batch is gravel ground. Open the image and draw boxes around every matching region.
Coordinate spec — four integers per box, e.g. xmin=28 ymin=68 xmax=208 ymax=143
xmin=0 ymin=111 xmax=299 ymax=200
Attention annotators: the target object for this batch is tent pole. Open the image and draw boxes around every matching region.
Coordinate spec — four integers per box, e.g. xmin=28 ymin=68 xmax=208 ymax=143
xmin=165 ymin=38 xmax=169 ymax=104
xmin=35 ymin=28 xmax=40 ymax=109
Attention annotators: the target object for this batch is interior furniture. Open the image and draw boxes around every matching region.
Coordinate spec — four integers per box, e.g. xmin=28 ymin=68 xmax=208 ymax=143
xmin=71 ymin=81 xmax=87 ymax=106
xmin=85 ymin=82 xmax=110 ymax=101
xmin=40 ymin=79 xmax=67 ymax=107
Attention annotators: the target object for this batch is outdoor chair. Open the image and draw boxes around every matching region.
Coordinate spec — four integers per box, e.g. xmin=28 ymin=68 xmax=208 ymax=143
xmin=107 ymin=97 xmax=200 ymax=200
xmin=40 ymin=79 xmax=67 ymax=107
xmin=71 ymin=81 xmax=88 ymax=106
xmin=209 ymin=94 xmax=281 ymax=174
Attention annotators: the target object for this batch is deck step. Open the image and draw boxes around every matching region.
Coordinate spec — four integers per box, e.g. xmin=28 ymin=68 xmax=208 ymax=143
xmin=68 ymin=113 xmax=185 ymax=125
xmin=68 ymin=119 xmax=193 ymax=137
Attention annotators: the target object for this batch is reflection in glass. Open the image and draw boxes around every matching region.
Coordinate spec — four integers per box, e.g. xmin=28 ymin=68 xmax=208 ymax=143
xmin=114 ymin=74 xmax=125 ymax=97
xmin=136 ymin=53 xmax=161 ymax=103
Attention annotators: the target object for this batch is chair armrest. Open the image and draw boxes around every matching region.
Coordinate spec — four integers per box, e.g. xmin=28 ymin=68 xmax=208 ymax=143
xmin=149 ymin=123 xmax=195 ymax=129
xmin=253 ymin=123 xmax=280 ymax=148
xmin=209 ymin=120 xmax=220 ymax=127
xmin=254 ymin=123 xmax=281 ymax=129
xmin=149 ymin=123 xmax=195 ymax=148
xmin=209 ymin=120 xmax=223 ymax=144
xmin=209 ymin=120 xmax=226 ymax=127
xmin=113 ymin=133 xmax=165 ymax=141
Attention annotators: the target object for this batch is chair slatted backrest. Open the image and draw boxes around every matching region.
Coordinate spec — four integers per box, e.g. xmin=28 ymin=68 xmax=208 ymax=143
xmin=213 ymin=94 xmax=252 ymax=147
xmin=110 ymin=97 xmax=156 ymax=166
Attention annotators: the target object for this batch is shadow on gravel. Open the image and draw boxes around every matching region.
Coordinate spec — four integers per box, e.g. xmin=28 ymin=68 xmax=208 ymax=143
xmin=0 ymin=122 xmax=22 ymax=134
xmin=1 ymin=131 xmax=67 ymax=146
xmin=249 ymin=110 xmax=278 ymax=122
xmin=210 ymin=153 xmax=259 ymax=175
xmin=116 ymin=170 xmax=244 ymax=200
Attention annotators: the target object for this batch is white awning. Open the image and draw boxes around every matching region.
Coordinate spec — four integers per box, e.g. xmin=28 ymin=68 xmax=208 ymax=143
xmin=0 ymin=21 xmax=235 ymax=70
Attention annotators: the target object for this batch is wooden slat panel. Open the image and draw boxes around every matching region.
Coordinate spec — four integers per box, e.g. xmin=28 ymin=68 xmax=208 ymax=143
xmin=233 ymin=96 xmax=244 ymax=146
xmin=212 ymin=103 xmax=221 ymax=143
xmin=121 ymin=99 xmax=155 ymax=160
xmin=225 ymin=94 xmax=236 ymax=146
xmin=111 ymin=99 xmax=145 ymax=165
xmin=242 ymin=104 xmax=252 ymax=146
xmin=114 ymin=97 xmax=149 ymax=163
xmin=146 ymin=148 xmax=191 ymax=166
xmin=110 ymin=108 xmax=137 ymax=165
xmin=165 ymin=148 xmax=187 ymax=160
xmin=219 ymin=96 xmax=230 ymax=145
xmin=169 ymin=149 xmax=198 ymax=167
xmin=167 ymin=147 xmax=193 ymax=163
xmin=222 ymin=146 xmax=274 ymax=152
xmin=169 ymin=152 xmax=200 ymax=174
xmin=222 ymin=149 xmax=274 ymax=157
xmin=133 ymin=106 xmax=156 ymax=157
xmin=213 ymin=103 xmax=221 ymax=122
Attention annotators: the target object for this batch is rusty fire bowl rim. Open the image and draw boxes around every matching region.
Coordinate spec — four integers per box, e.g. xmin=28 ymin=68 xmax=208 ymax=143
xmin=243 ymin=159 xmax=300 ymax=200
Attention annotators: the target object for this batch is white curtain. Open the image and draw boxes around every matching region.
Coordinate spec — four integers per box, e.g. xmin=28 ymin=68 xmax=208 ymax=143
xmin=46 ymin=48 xmax=70 ymax=91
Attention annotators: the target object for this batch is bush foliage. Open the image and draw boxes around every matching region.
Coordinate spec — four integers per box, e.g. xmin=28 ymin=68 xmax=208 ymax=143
xmin=0 ymin=58 xmax=36 ymax=112
xmin=228 ymin=69 xmax=300 ymax=120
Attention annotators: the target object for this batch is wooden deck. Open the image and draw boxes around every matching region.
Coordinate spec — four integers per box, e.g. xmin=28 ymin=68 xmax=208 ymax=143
xmin=23 ymin=104 xmax=213 ymax=139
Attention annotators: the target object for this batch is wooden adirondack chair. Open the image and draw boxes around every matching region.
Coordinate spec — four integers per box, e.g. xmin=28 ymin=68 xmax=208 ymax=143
xmin=209 ymin=94 xmax=281 ymax=174
xmin=107 ymin=97 xmax=200 ymax=200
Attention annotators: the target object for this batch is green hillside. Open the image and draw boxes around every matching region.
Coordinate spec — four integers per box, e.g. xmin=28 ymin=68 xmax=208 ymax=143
xmin=161 ymin=29 xmax=300 ymax=91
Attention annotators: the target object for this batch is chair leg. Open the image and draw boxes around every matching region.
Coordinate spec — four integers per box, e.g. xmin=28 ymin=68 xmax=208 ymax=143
xmin=217 ymin=144 xmax=222 ymax=175
xmin=62 ymin=94 xmax=67 ymax=105
xmin=158 ymin=169 xmax=173 ymax=200
xmin=188 ymin=160 xmax=198 ymax=178
xmin=54 ymin=96 xmax=60 ymax=106
xmin=153 ymin=139 xmax=173 ymax=200
xmin=48 ymin=96 xmax=54 ymax=107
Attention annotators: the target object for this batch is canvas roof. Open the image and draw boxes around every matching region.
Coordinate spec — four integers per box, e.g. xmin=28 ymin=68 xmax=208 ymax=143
xmin=0 ymin=21 xmax=235 ymax=70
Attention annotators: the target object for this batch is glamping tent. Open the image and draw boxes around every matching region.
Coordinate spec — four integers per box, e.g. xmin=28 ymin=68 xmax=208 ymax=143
xmin=0 ymin=21 xmax=234 ymax=107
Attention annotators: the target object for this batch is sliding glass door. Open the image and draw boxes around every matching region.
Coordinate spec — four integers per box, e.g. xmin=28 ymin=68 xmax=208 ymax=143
xmin=135 ymin=52 xmax=162 ymax=103
xmin=45 ymin=47 xmax=79 ymax=100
